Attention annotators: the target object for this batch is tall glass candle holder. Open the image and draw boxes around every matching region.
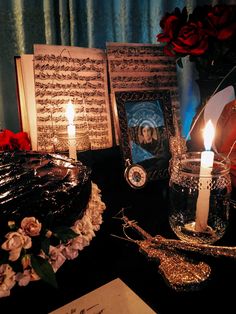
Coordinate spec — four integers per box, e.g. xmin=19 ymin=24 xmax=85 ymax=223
xmin=169 ymin=152 xmax=232 ymax=244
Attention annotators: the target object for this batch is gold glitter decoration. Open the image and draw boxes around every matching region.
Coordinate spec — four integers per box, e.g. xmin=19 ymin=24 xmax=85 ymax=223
xmin=122 ymin=215 xmax=236 ymax=259
xmin=114 ymin=215 xmax=211 ymax=291
xmin=169 ymin=135 xmax=187 ymax=157
xmin=152 ymin=235 xmax=236 ymax=259
xmin=169 ymin=112 xmax=187 ymax=158
xmin=138 ymin=240 xmax=211 ymax=291
xmin=114 ymin=213 xmax=236 ymax=291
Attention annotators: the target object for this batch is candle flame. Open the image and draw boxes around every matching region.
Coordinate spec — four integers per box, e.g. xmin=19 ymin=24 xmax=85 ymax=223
xmin=65 ymin=101 xmax=74 ymax=125
xmin=203 ymin=120 xmax=215 ymax=151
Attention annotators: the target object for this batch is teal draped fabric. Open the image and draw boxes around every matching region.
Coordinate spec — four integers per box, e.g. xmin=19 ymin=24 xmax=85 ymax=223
xmin=0 ymin=0 xmax=227 ymax=136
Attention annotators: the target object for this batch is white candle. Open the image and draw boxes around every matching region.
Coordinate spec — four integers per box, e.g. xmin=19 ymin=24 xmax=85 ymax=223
xmin=66 ymin=101 xmax=77 ymax=161
xmin=195 ymin=120 xmax=215 ymax=232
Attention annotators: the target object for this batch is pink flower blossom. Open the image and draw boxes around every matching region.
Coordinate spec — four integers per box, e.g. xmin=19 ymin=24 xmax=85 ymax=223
xmin=1 ymin=229 xmax=32 ymax=261
xmin=61 ymin=245 xmax=79 ymax=260
xmin=0 ymin=182 xmax=106 ymax=298
xmin=0 ymin=264 xmax=16 ymax=297
xmin=49 ymin=246 xmax=66 ymax=272
xmin=15 ymin=270 xmax=31 ymax=286
xmin=21 ymin=217 xmax=42 ymax=236
xmin=70 ymin=235 xmax=88 ymax=251
xmin=16 ymin=267 xmax=40 ymax=286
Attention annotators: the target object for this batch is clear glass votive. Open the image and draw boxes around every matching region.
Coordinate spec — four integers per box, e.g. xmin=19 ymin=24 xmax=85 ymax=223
xmin=53 ymin=133 xmax=91 ymax=154
xmin=169 ymin=152 xmax=232 ymax=244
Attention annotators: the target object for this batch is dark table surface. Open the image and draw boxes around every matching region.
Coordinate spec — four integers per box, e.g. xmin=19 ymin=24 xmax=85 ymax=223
xmin=1 ymin=147 xmax=236 ymax=314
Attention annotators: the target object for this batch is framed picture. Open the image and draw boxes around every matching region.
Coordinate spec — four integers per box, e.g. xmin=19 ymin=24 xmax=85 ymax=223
xmin=115 ymin=90 xmax=175 ymax=182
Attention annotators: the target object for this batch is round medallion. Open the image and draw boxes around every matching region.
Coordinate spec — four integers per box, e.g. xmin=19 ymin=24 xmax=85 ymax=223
xmin=124 ymin=163 xmax=147 ymax=189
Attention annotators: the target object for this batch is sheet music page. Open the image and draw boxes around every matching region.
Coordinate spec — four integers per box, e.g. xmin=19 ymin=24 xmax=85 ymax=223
xmin=106 ymin=43 xmax=179 ymax=144
xmin=49 ymin=278 xmax=157 ymax=314
xmin=33 ymin=44 xmax=113 ymax=151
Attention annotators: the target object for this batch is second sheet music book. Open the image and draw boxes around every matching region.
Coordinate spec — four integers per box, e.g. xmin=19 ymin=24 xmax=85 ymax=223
xmin=15 ymin=42 xmax=179 ymax=152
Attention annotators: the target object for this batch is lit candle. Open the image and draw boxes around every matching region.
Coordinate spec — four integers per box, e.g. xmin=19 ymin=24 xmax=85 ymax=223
xmin=65 ymin=101 xmax=77 ymax=161
xmin=195 ymin=120 xmax=215 ymax=232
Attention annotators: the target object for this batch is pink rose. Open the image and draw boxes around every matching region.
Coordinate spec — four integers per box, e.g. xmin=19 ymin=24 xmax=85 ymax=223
xmin=69 ymin=236 xmax=86 ymax=251
xmin=0 ymin=264 xmax=16 ymax=298
xmin=1 ymin=229 xmax=32 ymax=261
xmin=73 ymin=217 xmax=94 ymax=238
xmin=15 ymin=270 xmax=31 ymax=286
xmin=49 ymin=246 xmax=66 ymax=272
xmin=61 ymin=245 xmax=79 ymax=260
xmin=16 ymin=267 xmax=40 ymax=286
xmin=21 ymin=217 xmax=42 ymax=236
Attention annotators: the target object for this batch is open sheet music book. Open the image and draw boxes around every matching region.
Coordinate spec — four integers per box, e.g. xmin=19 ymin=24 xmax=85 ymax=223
xmin=15 ymin=43 xmax=179 ymax=152
xmin=49 ymin=278 xmax=157 ymax=314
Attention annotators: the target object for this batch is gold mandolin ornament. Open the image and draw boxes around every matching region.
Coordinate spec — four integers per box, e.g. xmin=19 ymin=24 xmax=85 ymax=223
xmin=112 ymin=211 xmax=236 ymax=291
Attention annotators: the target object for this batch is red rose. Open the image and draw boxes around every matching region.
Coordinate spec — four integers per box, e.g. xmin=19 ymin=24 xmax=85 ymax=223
xmin=156 ymin=4 xmax=236 ymax=62
xmin=206 ymin=5 xmax=236 ymax=40
xmin=0 ymin=130 xmax=30 ymax=151
xmin=0 ymin=130 xmax=15 ymax=150
xmin=13 ymin=132 xmax=31 ymax=150
xmin=171 ymin=21 xmax=209 ymax=56
xmin=157 ymin=7 xmax=187 ymax=43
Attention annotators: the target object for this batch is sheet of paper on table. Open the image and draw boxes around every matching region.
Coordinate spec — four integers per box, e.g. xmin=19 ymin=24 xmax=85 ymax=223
xmin=49 ymin=278 xmax=157 ymax=314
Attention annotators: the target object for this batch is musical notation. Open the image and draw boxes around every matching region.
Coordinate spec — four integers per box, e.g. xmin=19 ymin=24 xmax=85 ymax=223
xmin=34 ymin=45 xmax=113 ymax=152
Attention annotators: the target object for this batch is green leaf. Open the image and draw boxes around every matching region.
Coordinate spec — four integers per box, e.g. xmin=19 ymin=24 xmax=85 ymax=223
xmin=31 ymin=255 xmax=58 ymax=288
xmin=41 ymin=237 xmax=50 ymax=256
xmin=53 ymin=227 xmax=78 ymax=244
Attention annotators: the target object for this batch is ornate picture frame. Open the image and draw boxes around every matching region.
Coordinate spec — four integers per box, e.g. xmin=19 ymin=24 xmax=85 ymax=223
xmin=115 ymin=90 xmax=175 ymax=182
